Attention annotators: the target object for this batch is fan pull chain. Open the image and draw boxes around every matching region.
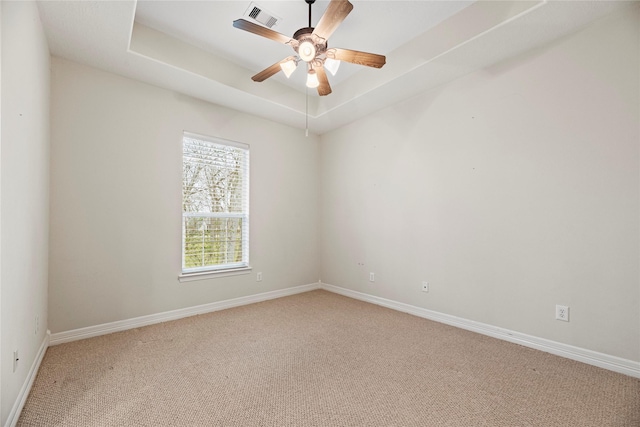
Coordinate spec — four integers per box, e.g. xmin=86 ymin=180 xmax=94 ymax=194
xmin=305 ymin=88 xmax=309 ymax=137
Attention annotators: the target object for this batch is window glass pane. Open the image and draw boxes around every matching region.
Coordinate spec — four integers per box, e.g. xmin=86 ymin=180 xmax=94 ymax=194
xmin=183 ymin=216 xmax=244 ymax=269
xmin=183 ymin=137 xmax=247 ymax=214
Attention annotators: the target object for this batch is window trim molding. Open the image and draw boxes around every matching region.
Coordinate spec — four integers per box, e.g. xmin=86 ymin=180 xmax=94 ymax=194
xmin=183 ymin=131 xmax=249 ymax=150
xmin=178 ymin=266 xmax=252 ymax=283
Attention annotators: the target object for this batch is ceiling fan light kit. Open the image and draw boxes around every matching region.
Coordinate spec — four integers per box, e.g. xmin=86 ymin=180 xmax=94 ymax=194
xmin=306 ymin=68 xmax=320 ymax=88
xmin=233 ymin=0 xmax=386 ymax=97
xmin=298 ymin=40 xmax=317 ymax=62
xmin=323 ymin=57 xmax=340 ymax=76
xmin=279 ymin=59 xmax=298 ymax=78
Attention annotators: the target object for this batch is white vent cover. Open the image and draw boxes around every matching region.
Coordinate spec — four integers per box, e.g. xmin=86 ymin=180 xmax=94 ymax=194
xmin=244 ymin=2 xmax=281 ymax=28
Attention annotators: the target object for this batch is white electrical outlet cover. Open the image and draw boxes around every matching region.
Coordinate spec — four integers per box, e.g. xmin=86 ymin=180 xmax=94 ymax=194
xmin=555 ymin=305 xmax=569 ymax=321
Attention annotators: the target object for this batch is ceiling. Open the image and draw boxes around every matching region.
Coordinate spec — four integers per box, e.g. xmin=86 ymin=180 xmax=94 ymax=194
xmin=36 ymin=0 xmax=633 ymax=134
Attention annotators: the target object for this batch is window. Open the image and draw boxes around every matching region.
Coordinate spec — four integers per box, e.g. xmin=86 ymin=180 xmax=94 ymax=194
xmin=181 ymin=132 xmax=249 ymax=277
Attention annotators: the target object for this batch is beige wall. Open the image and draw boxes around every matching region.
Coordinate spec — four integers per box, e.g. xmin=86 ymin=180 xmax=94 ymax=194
xmin=319 ymin=8 xmax=639 ymax=362
xmin=1 ymin=1 xmax=50 ymax=424
xmin=48 ymin=58 xmax=319 ymax=333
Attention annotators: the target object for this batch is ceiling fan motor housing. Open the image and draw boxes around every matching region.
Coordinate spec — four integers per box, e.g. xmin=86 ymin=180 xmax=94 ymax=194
xmin=293 ymin=27 xmax=326 ymax=62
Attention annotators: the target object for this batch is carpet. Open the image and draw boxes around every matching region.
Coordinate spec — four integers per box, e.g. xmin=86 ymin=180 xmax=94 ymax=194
xmin=17 ymin=290 xmax=640 ymax=426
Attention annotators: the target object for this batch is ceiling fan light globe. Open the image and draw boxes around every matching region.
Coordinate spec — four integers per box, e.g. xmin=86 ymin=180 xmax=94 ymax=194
xmin=280 ymin=60 xmax=297 ymax=78
xmin=299 ymin=41 xmax=316 ymax=62
xmin=306 ymin=70 xmax=320 ymax=88
xmin=324 ymin=57 xmax=340 ymax=76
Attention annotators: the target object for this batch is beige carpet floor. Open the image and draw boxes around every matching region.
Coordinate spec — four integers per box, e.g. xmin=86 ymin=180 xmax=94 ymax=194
xmin=17 ymin=290 xmax=640 ymax=426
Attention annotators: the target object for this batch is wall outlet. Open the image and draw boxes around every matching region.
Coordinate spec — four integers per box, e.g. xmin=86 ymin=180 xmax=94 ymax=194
xmin=369 ymin=272 xmax=375 ymax=282
xmin=555 ymin=305 xmax=569 ymax=322
xmin=422 ymin=281 xmax=429 ymax=292
xmin=256 ymin=272 xmax=263 ymax=282
xmin=13 ymin=350 xmax=19 ymax=373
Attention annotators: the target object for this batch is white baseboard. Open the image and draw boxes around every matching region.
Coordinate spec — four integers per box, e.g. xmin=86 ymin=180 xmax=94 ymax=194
xmin=46 ymin=280 xmax=640 ymax=379
xmin=320 ymin=282 xmax=640 ymax=379
xmin=5 ymin=331 xmax=50 ymax=427
xmin=50 ymin=283 xmax=321 ymax=346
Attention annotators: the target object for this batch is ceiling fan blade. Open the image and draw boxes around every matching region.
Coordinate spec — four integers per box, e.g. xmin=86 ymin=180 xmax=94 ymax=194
xmin=252 ymin=57 xmax=294 ymax=82
xmin=233 ymin=19 xmax=294 ymax=45
xmin=315 ymin=66 xmax=332 ymax=96
xmin=312 ymin=0 xmax=353 ymax=41
xmin=331 ymin=48 xmax=386 ymax=68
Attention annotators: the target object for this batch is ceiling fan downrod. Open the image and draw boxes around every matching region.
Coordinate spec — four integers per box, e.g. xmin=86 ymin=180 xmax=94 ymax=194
xmin=305 ymin=0 xmax=315 ymax=28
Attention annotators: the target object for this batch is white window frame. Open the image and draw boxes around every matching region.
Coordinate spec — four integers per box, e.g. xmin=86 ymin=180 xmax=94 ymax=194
xmin=179 ymin=132 xmax=250 ymax=282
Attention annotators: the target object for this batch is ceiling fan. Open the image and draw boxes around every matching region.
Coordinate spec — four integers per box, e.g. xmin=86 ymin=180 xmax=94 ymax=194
xmin=233 ymin=0 xmax=386 ymax=96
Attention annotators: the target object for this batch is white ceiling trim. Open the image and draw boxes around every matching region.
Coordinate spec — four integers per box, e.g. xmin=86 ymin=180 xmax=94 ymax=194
xmin=126 ymin=1 xmax=544 ymax=132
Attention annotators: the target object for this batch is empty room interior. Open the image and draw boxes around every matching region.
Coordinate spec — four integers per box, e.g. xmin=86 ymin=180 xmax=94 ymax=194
xmin=2 ymin=0 xmax=639 ymax=426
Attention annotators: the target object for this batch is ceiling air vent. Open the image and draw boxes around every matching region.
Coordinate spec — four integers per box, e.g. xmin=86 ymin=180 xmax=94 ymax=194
xmin=244 ymin=2 xmax=280 ymax=28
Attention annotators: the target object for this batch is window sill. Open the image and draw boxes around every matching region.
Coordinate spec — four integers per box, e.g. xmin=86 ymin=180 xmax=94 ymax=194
xmin=179 ymin=267 xmax=252 ymax=283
